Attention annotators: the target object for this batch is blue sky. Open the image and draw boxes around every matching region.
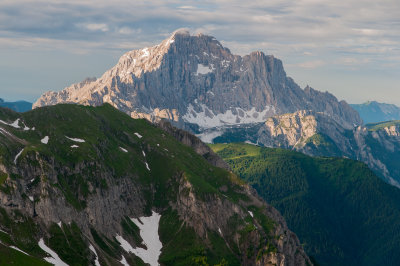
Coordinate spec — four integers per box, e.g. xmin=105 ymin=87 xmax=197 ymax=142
xmin=1 ymin=0 xmax=399 ymax=105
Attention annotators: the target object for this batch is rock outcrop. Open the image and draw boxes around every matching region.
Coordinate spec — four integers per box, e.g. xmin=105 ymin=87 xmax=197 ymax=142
xmin=257 ymin=110 xmax=354 ymax=156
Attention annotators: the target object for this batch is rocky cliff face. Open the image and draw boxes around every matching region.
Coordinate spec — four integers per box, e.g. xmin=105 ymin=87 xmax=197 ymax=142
xmin=0 ymin=104 xmax=311 ymax=265
xmin=34 ymin=29 xmax=361 ymax=132
xmin=257 ymin=110 xmax=355 ymax=156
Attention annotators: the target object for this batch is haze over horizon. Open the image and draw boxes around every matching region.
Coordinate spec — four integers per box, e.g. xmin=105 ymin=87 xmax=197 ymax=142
xmin=1 ymin=0 xmax=399 ymax=105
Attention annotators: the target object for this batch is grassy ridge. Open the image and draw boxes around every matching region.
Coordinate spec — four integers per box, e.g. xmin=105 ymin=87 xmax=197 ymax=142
xmin=211 ymin=143 xmax=400 ymax=266
xmin=366 ymin=120 xmax=400 ymax=131
xmin=0 ymin=105 xmax=282 ymax=265
xmin=0 ymin=244 xmax=50 ymax=266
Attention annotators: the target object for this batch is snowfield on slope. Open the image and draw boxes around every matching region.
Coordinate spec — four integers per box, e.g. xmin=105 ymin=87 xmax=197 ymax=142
xmin=183 ymin=104 xmax=275 ymax=128
xmin=89 ymin=244 xmax=100 ymax=266
xmin=14 ymin=149 xmax=24 ymax=164
xmin=196 ymin=64 xmax=214 ymax=75
xmin=38 ymin=238 xmax=68 ymax=266
xmin=115 ymin=211 xmax=162 ymax=266
xmin=0 ymin=118 xmax=20 ymax=128
xmin=65 ymin=136 xmax=85 ymax=142
xmin=120 ymin=255 xmax=129 ymax=266
xmin=9 ymin=245 xmax=30 ymax=256
xmin=196 ymin=130 xmax=224 ymax=143
xmin=41 ymin=136 xmax=49 ymax=144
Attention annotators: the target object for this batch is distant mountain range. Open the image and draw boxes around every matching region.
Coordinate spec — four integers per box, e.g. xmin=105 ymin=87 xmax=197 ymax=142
xmin=212 ymin=143 xmax=400 ymax=266
xmin=351 ymin=101 xmax=400 ymax=124
xmin=0 ymin=98 xmax=32 ymax=112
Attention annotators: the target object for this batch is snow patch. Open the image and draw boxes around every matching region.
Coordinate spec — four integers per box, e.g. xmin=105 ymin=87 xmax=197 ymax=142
xmin=57 ymin=222 xmax=62 ymax=228
xmin=196 ymin=64 xmax=214 ymax=75
xmin=10 ymin=246 xmax=30 ymax=256
xmin=142 ymin=150 xmax=146 ymax=157
xmin=134 ymin=132 xmax=143 ymax=138
xmin=41 ymin=136 xmax=49 ymax=144
xmin=29 ymin=196 xmax=34 ymax=202
xmin=120 ymin=256 xmax=129 ymax=266
xmin=10 ymin=119 xmax=20 ymax=128
xmin=196 ymin=130 xmax=224 ymax=144
xmin=115 ymin=234 xmax=135 ymax=253
xmin=145 ymin=162 xmax=150 ymax=171
xmin=221 ymin=60 xmax=231 ymax=68
xmin=0 ymin=118 xmax=20 ymax=128
xmin=244 ymin=140 xmax=258 ymax=146
xmin=71 ymin=145 xmax=79 ymax=148
xmin=89 ymin=244 xmax=100 ymax=266
xmin=141 ymin=48 xmax=149 ymax=57
xmin=218 ymin=228 xmax=222 ymax=236
xmin=183 ymin=104 xmax=275 ymax=129
xmin=65 ymin=136 xmax=85 ymax=142
xmin=129 ymin=211 xmax=162 ymax=266
xmin=248 ymin=211 xmax=254 ymax=218
xmin=120 ymin=147 xmax=128 ymax=153
xmin=0 ymin=229 xmax=8 ymax=235
xmin=23 ymin=123 xmax=30 ymax=131
xmin=14 ymin=149 xmax=24 ymax=164
xmin=38 ymin=238 xmax=68 ymax=266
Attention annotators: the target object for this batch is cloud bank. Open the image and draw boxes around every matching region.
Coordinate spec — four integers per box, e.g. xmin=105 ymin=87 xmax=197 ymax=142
xmin=1 ymin=0 xmax=399 ymax=104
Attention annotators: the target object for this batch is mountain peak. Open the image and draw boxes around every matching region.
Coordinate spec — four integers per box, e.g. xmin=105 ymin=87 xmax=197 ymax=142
xmin=171 ymin=28 xmax=190 ymax=37
xmin=33 ymin=31 xmax=361 ymax=130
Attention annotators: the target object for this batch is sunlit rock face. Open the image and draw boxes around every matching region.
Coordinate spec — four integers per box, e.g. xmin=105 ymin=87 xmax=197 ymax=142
xmin=34 ymin=29 xmax=361 ymax=132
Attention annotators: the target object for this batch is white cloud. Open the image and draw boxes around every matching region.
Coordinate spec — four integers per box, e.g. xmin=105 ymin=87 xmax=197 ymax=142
xmin=80 ymin=23 xmax=109 ymax=32
xmin=178 ymin=6 xmax=197 ymax=9
xmin=118 ymin=27 xmax=141 ymax=35
xmin=335 ymin=57 xmax=370 ymax=66
xmin=298 ymin=60 xmax=325 ymax=69
xmin=0 ymin=0 xmax=399 ymax=104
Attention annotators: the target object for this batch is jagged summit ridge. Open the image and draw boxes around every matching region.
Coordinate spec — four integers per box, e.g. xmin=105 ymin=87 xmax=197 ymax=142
xmin=34 ymin=30 xmax=361 ymax=131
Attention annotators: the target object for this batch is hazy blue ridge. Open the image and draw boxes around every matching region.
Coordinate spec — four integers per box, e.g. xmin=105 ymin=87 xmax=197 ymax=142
xmin=0 ymin=98 xmax=32 ymax=112
xmin=351 ymin=101 xmax=400 ymax=124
